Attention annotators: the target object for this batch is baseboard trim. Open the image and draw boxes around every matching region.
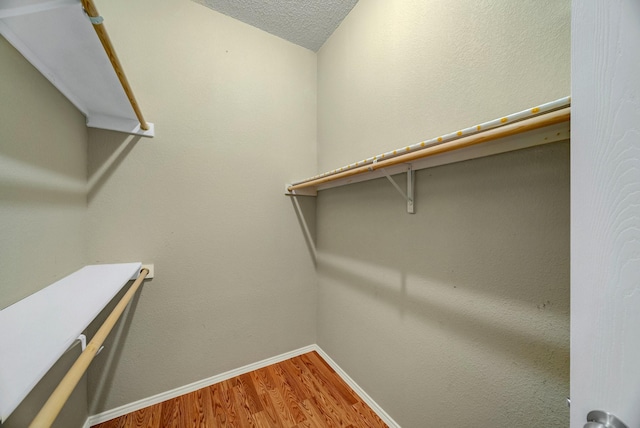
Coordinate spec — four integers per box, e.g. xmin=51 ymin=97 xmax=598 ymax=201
xmin=313 ymin=346 xmax=400 ymax=428
xmin=84 ymin=344 xmax=315 ymax=427
xmin=84 ymin=344 xmax=400 ymax=428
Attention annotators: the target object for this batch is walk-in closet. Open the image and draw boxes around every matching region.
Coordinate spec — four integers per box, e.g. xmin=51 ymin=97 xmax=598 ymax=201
xmin=1 ymin=1 xmax=638 ymax=427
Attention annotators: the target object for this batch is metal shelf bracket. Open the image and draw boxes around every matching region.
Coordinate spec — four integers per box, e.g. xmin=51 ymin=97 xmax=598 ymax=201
xmin=379 ymin=163 xmax=414 ymax=214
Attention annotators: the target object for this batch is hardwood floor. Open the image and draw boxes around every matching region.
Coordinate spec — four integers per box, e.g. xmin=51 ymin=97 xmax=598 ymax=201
xmin=92 ymin=351 xmax=388 ymax=428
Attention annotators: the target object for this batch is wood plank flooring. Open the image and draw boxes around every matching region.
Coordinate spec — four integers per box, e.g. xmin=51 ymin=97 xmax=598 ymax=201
xmin=92 ymin=351 xmax=388 ymax=428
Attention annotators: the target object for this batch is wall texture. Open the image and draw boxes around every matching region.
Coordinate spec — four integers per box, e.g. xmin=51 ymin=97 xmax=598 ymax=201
xmin=0 ymin=37 xmax=88 ymax=310
xmin=315 ymin=1 xmax=571 ymax=427
xmin=316 ymin=144 xmax=570 ymax=427
xmin=0 ymin=36 xmax=88 ymax=427
xmin=317 ymin=0 xmax=571 ymax=171
xmin=1 ymin=0 xmax=571 ymax=425
xmin=84 ymin=0 xmax=318 ymax=413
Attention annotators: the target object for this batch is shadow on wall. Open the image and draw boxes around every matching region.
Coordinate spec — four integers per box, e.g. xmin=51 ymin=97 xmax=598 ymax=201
xmin=0 ymin=163 xmax=85 ymax=206
xmin=315 ymin=142 xmax=570 ymax=383
xmin=0 ymin=130 xmax=141 ymax=206
xmin=290 ymin=195 xmax=317 ymax=266
xmin=317 ymin=251 xmax=569 ymax=384
xmin=85 ymin=282 xmax=144 ymax=416
xmin=0 ymin=152 xmax=86 ymax=206
xmin=1 ymin=345 xmax=88 ymax=428
xmin=87 ymin=130 xmax=142 ymax=203
xmin=318 ymin=143 xmax=570 ymax=306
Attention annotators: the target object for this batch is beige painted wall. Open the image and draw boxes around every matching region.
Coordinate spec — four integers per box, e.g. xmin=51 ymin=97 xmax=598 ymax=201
xmin=84 ymin=0 xmax=318 ymax=413
xmin=316 ymin=1 xmax=570 ymax=427
xmin=0 ymin=37 xmax=88 ymax=427
xmin=1 ymin=0 xmax=570 ymax=424
xmin=317 ymin=0 xmax=571 ymax=170
xmin=0 ymin=37 xmax=88 ymax=310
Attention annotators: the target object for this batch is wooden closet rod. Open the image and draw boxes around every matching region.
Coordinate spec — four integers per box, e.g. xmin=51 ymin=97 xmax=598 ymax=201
xmin=81 ymin=0 xmax=149 ymax=131
xmin=288 ymin=106 xmax=571 ymax=192
xmin=29 ymin=268 xmax=149 ymax=428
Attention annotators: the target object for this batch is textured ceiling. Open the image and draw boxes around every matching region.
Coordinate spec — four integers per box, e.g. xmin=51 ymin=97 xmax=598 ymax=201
xmin=193 ymin=0 xmax=359 ymax=52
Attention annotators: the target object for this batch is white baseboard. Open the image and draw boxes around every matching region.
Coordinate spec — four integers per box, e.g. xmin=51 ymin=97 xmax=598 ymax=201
xmin=84 ymin=345 xmax=315 ymax=427
xmin=313 ymin=346 xmax=400 ymax=428
xmin=84 ymin=344 xmax=400 ymax=428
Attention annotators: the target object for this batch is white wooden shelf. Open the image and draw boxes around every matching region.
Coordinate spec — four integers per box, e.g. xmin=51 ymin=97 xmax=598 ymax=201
xmin=0 ymin=0 xmax=154 ymax=137
xmin=0 ymin=263 xmax=142 ymax=422
xmin=286 ymin=97 xmax=571 ymax=203
xmin=316 ymin=121 xmax=570 ymax=192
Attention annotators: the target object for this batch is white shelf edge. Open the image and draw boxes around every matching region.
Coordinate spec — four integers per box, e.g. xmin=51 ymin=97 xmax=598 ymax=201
xmin=310 ymin=121 xmax=570 ymax=192
xmin=0 ymin=262 xmax=143 ymax=422
xmin=87 ymin=115 xmax=155 ymax=138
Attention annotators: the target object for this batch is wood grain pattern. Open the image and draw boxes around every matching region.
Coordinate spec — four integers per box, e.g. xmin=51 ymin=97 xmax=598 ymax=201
xmin=571 ymin=1 xmax=640 ymax=426
xmin=92 ymin=352 xmax=387 ymax=428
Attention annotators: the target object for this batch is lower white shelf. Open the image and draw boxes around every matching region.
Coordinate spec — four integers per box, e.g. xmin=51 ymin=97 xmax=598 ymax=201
xmin=0 ymin=262 xmax=142 ymax=422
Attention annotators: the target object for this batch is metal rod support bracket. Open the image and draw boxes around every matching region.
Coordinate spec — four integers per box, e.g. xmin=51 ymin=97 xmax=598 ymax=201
xmin=378 ymin=162 xmax=414 ymax=214
xmin=64 ymin=334 xmax=87 ymax=355
xmin=82 ymin=8 xmax=103 ymax=25
xmin=89 ymin=15 xmax=104 ymax=25
xmin=77 ymin=334 xmax=86 ymax=351
xmin=284 ymin=184 xmax=317 ymax=197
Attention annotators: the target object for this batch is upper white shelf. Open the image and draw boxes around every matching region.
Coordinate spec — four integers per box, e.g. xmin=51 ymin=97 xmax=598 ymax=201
xmin=286 ymin=97 xmax=571 ymax=196
xmin=0 ymin=262 xmax=142 ymax=422
xmin=0 ymin=0 xmax=154 ymax=137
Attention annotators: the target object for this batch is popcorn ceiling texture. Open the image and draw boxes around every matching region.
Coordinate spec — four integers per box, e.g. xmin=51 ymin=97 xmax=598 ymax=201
xmin=193 ymin=0 xmax=358 ymax=51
